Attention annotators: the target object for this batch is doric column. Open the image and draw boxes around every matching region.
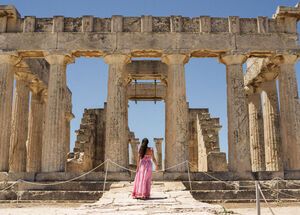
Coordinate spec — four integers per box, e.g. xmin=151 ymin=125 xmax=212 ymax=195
xmin=248 ymin=91 xmax=265 ymax=172
xmin=220 ymin=54 xmax=252 ymax=173
xmin=154 ymin=138 xmax=163 ymax=170
xmin=42 ymin=53 xmax=73 ymax=172
xmin=129 ymin=138 xmax=139 ymax=166
xmin=9 ymin=76 xmax=30 ymax=172
xmin=27 ymin=88 xmax=46 ymax=172
xmin=277 ymin=54 xmax=300 ymax=170
xmin=65 ymin=88 xmax=74 ymax=156
xmin=104 ymin=54 xmax=130 ymax=172
xmin=261 ymin=80 xmax=282 ymax=171
xmin=0 ymin=53 xmax=19 ymax=171
xmin=162 ymin=54 xmax=189 ymax=172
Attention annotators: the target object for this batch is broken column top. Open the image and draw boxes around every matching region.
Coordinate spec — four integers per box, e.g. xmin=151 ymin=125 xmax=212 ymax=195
xmin=0 ymin=5 xmax=20 ymax=18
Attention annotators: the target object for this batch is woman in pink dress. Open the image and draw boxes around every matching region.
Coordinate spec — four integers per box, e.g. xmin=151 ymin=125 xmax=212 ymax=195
xmin=132 ymin=138 xmax=158 ymax=199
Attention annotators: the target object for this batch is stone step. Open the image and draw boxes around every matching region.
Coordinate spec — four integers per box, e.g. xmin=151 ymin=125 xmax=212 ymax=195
xmin=0 ymin=191 xmax=103 ymax=201
xmin=0 ymin=181 xmax=112 ymax=191
xmin=190 ymin=189 xmax=300 ymax=200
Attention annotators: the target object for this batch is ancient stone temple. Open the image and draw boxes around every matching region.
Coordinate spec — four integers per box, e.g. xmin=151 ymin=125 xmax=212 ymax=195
xmin=0 ymin=3 xmax=300 ymax=183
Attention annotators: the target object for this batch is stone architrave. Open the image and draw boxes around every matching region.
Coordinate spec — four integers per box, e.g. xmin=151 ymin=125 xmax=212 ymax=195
xmin=129 ymin=138 xmax=139 ymax=166
xmin=41 ymin=53 xmax=73 ymax=172
xmin=277 ymin=54 xmax=300 ymax=170
xmin=261 ymin=80 xmax=283 ymax=171
xmin=248 ymin=91 xmax=266 ymax=172
xmin=154 ymin=138 xmax=163 ymax=170
xmin=27 ymin=89 xmax=46 ymax=172
xmin=0 ymin=53 xmax=19 ymax=172
xmin=9 ymin=77 xmax=30 ymax=172
xmin=162 ymin=54 xmax=189 ymax=172
xmin=220 ymin=54 xmax=252 ymax=173
xmin=104 ymin=54 xmax=130 ymax=172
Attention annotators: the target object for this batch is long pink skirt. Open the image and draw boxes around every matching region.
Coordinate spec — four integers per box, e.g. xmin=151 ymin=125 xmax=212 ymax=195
xmin=132 ymin=155 xmax=152 ymax=199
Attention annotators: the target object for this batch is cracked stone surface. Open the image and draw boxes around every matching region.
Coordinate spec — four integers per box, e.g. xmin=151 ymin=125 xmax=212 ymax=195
xmin=0 ymin=182 xmax=223 ymax=215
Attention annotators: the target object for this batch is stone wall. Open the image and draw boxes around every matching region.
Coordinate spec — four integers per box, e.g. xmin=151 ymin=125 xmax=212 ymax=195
xmin=188 ymin=108 xmax=227 ymax=172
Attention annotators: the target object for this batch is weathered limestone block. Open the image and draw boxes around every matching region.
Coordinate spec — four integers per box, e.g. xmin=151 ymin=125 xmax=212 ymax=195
xmin=228 ymin=16 xmax=240 ymax=34
xmin=9 ymin=78 xmax=30 ymax=172
xmin=207 ymin=152 xmax=228 ymax=172
xmin=0 ymin=53 xmax=19 ymax=171
xmin=248 ymin=92 xmax=266 ymax=172
xmin=257 ymin=16 xmax=269 ymax=33
xmin=104 ymin=54 xmax=130 ymax=172
xmin=27 ymin=90 xmax=46 ymax=172
xmin=42 ymin=53 xmax=73 ymax=172
xmin=82 ymin=16 xmax=94 ymax=32
xmin=154 ymin=138 xmax=163 ymax=170
xmin=163 ymin=54 xmax=189 ymax=172
xmin=52 ymin=16 xmax=64 ymax=32
xmin=111 ymin=16 xmax=123 ymax=32
xmin=261 ymin=80 xmax=283 ymax=171
xmin=199 ymin=16 xmax=211 ymax=33
xmin=170 ymin=16 xmax=182 ymax=32
xmin=23 ymin=16 xmax=35 ymax=32
xmin=220 ymin=54 xmax=251 ymax=173
xmin=277 ymin=54 xmax=300 ymax=170
xmin=141 ymin=15 xmax=152 ymax=32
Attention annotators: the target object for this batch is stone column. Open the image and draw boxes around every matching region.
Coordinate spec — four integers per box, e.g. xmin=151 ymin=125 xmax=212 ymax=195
xmin=162 ymin=54 xmax=189 ymax=172
xmin=41 ymin=53 xmax=73 ymax=172
xmin=248 ymin=91 xmax=265 ymax=172
xmin=277 ymin=54 xmax=300 ymax=170
xmin=104 ymin=54 xmax=130 ymax=172
xmin=154 ymin=138 xmax=163 ymax=170
xmin=261 ymin=80 xmax=282 ymax=171
xmin=129 ymin=138 xmax=139 ymax=166
xmin=0 ymin=53 xmax=18 ymax=171
xmin=27 ymin=89 xmax=46 ymax=172
xmin=9 ymin=77 xmax=30 ymax=172
xmin=65 ymin=113 xmax=74 ymax=155
xmin=220 ymin=54 xmax=252 ymax=173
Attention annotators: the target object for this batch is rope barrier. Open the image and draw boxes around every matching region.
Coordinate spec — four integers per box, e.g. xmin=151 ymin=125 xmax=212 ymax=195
xmin=0 ymin=181 xmax=19 ymax=192
xmin=258 ymin=183 xmax=276 ymax=215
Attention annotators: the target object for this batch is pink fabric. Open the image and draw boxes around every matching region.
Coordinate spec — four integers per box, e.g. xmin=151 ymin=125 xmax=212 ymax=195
xmin=132 ymin=154 xmax=152 ymax=199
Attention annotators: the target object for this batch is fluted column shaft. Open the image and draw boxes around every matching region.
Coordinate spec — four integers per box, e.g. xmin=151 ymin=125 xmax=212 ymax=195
xmin=9 ymin=79 xmax=30 ymax=172
xmin=220 ymin=54 xmax=252 ymax=173
xmin=163 ymin=54 xmax=189 ymax=172
xmin=261 ymin=80 xmax=282 ymax=171
xmin=27 ymin=91 xmax=45 ymax=172
xmin=278 ymin=54 xmax=300 ymax=170
xmin=42 ymin=54 xmax=73 ymax=172
xmin=248 ymin=92 xmax=265 ymax=172
xmin=0 ymin=54 xmax=18 ymax=171
xmin=104 ymin=54 xmax=130 ymax=172
xmin=154 ymin=138 xmax=163 ymax=170
xmin=129 ymin=139 xmax=139 ymax=166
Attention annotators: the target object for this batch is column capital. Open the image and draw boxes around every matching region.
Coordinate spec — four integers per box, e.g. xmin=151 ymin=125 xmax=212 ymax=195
xmin=0 ymin=52 xmax=20 ymax=65
xmin=44 ymin=52 xmax=74 ymax=65
xmin=154 ymin=138 xmax=164 ymax=144
xmin=161 ymin=54 xmax=189 ymax=65
xmin=219 ymin=54 xmax=247 ymax=65
xmin=104 ymin=54 xmax=131 ymax=64
xmin=277 ymin=54 xmax=298 ymax=65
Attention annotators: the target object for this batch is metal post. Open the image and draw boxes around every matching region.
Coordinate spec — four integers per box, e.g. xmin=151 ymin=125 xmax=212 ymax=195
xmin=255 ymin=181 xmax=261 ymax=215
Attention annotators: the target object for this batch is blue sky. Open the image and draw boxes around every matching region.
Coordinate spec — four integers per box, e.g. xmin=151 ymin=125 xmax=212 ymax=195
xmin=2 ymin=0 xmax=300 ymax=155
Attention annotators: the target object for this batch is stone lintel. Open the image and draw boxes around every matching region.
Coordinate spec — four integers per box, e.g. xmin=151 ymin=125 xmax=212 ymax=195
xmin=126 ymin=60 xmax=167 ymax=80
xmin=127 ymin=82 xmax=166 ymax=101
xmin=273 ymin=4 xmax=300 ymax=20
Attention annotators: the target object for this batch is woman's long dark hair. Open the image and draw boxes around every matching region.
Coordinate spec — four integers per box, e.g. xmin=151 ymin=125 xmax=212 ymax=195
xmin=139 ymin=138 xmax=149 ymax=159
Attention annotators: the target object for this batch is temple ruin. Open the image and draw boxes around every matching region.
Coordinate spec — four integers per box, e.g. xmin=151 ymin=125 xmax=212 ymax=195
xmin=1 ymin=3 xmax=300 ymax=202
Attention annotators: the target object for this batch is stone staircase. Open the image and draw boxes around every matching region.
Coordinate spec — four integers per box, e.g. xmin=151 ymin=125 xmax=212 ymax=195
xmin=1 ymin=179 xmax=300 ymax=204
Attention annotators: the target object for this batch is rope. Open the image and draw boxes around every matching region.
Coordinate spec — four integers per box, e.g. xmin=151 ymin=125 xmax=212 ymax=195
xmin=108 ymin=159 xmax=136 ymax=172
xmin=258 ymin=183 xmax=276 ymax=215
xmin=18 ymin=159 xmax=107 ymax=186
xmin=0 ymin=181 xmax=19 ymax=192
xmin=164 ymin=160 xmax=188 ymax=171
